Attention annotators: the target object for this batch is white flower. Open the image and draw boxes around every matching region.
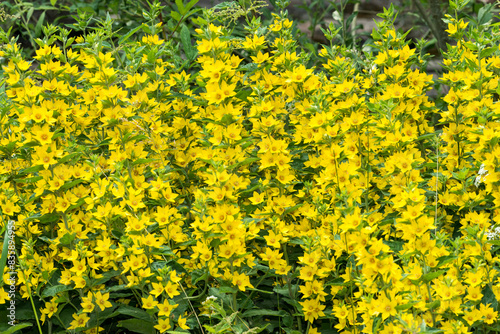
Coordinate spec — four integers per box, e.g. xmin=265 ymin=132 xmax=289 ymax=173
xmin=486 ymin=226 xmax=500 ymax=240
xmin=202 ymin=295 xmax=217 ymax=305
xmin=478 ymin=164 xmax=488 ymax=175
xmin=475 ymin=164 xmax=488 ymax=187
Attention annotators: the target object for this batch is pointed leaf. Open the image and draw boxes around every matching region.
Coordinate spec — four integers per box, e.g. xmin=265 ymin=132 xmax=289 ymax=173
xmin=2 ymin=323 xmax=33 ymax=334
xmin=119 ymin=24 xmax=144 ymax=44
xmin=117 ymin=319 xmax=155 ymax=334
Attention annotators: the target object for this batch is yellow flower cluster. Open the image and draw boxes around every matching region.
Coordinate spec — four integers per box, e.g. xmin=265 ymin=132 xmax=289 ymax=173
xmin=1 ymin=4 xmax=500 ymax=334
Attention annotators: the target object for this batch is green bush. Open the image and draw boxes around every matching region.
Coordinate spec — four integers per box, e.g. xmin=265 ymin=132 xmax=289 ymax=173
xmin=2 ymin=1 xmax=500 ymax=333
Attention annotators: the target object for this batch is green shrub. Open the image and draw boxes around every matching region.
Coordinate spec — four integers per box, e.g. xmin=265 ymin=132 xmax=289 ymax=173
xmin=2 ymin=1 xmax=500 ymax=333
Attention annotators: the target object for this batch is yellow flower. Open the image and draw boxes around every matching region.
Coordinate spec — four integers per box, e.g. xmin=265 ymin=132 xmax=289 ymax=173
xmin=218 ymin=243 xmax=235 ymax=259
xmin=480 ymin=304 xmax=498 ymax=324
xmin=154 ymin=318 xmax=171 ymax=333
xmin=223 ymin=123 xmax=242 ymax=141
xmin=242 ymin=34 xmax=266 ymax=51
xmin=68 ymin=313 xmax=90 ymax=330
xmin=157 ymin=300 xmax=177 ymax=317
xmin=164 ymin=281 xmax=180 ymax=299
xmin=150 ymin=282 xmax=164 ymax=297
xmin=463 ymin=308 xmax=482 ymax=326
xmin=231 ymin=272 xmax=253 ymax=291
xmin=81 ymin=292 xmax=94 ymax=313
xmin=141 ymin=295 xmax=158 ymax=310
xmin=276 ymin=168 xmax=295 ymax=184
xmin=465 ymin=286 xmax=482 ymax=302
xmin=0 ymin=288 xmax=9 ymax=304
xmin=142 ymin=34 xmax=164 ymax=45
xmin=298 ymin=265 xmax=317 ymax=281
xmin=378 ymin=295 xmax=397 ymax=320
xmin=464 ymin=270 xmax=483 ymax=287
xmin=445 ymin=20 xmax=468 ymax=36
xmin=177 ymin=314 xmax=190 ymax=330
xmin=264 ymin=230 xmax=283 ymax=248
xmin=249 ymin=191 xmax=265 ymax=205
xmin=1 ymin=201 xmax=20 ymax=217
xmin=250 ymin=51 xmax=270 ymax=64
xmin=94 ymin=291 xmax=112 ymax=311
xmin=40 ymin=299 xmax=58 ymax=322
xmin=300 ymin=298 xmax=325 ymax=323
xmin=73 ymin=276 xmax=87 ymax=289
xmin=70 ymin=259 xmax=87 ymax=276
xmin=125 ymin=190 xmax=146 ymax=211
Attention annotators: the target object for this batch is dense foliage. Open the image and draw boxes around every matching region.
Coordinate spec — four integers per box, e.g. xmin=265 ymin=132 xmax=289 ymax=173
xmin=2 ymin=0 xmax=500 ymax=333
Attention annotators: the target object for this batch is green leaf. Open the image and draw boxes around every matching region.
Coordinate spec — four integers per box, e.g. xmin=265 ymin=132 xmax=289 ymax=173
xmin=39 ymin=212 xmax=59 ymax=223
xmin=26 ymin=7 xmax=34 ymax=23
xmin=128 ymin=134 xmax=149 ymax=142
xmin=191 ymin=269 xmax=208 ymax=285
xmin=171 ymin=10 xmax=181 ymax=22
xmin=420 ymin=270 xmax=445 ymax=283
xmin=482 ymin=284 xmax=498 ymax=309
xmin=282 ymin=329 xmax=302 ymax=334
xmin=235 ymin=89 xmax=252 ymax=102
xmin=420 ymin=329 xmax=444 ymax=334
xmin=246 ymin=287 xmax=274 ymax=294
xmin=42 ymin=284 xmax=73 ymax=298
xmin=273 ymin=285 xmax=298 ymax=297
xmin=57 ymin=152 xmax=82 ymax=165
xmin=132 ymin=158 xmax=158 ymax=166
xmin=119 ymin=24 xmax=144 ymax=45
xmin=464 ymin=42 xmax=478 ymax=52
xmin=283 ymin=203 xmax=303 ymax=215
xmin=452 ymin=168 xmax=469 ymax=181
xmin=395 ymin=301 xmax=418 ymax=311
xmin=117 ymin=318 xmax=155 ymax=334
xmin=478 ymin=4 xmax=493 ymax=26
xmin=184 ymin=0 xmax=199 ymax=12
xmin=112 ymin=305 xmax=153 ymax=321
xmin=435 ymin=255 xmax=457 ymax=268
xmin=384 ymin=239 xmax=404 ymax=252
xmin=175 ymin=0 xmax=186 ymax=15
xmin=243 ymin=324 xmax=270 ymax=333
xmin=228 ymin=157 xmax=259 ymax=170
xmin=104 ymin=284 xmax=128 ymax=293
xmin=34 ymin=5 xmax=58 ymax=10
xmin=18 ymin=165 xmax=43 ymax=176
xmin=180 ymin=24 xmax=197 ymax=61
xmin=242 ymin=309 xmax=289 ymax=317
xmin=35 ymin=11 xmax=46 ymax=37
xmin=59 ymin=232 xmax=76 ymax=245
xmin=90 ymin=270 xmax=120 ymax=287
xmin=1 ymin=323 xmax=33 ymax=334
xmin=218 ymin=286 xmax=237 ymax=294
xmin=60 ymin=178 xmax=84 ymax=191
xmin=0 ymin=224 xmax=11 ymax=287
xmin=15 ymin=176 xmax=43 ymax=184
xmin=481 ymin=46 xmax=497 ymax=58
xmin=152 ymin=245 xmax=175 ymax=257
xmin=425 ymin=301 xmax=440 ymax=311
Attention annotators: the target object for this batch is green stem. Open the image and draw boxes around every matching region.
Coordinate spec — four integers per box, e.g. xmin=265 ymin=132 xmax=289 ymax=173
xmin=21 ymin=270 xmax=43 ymax=334
xmin=283 ymin=244 xmax=302 ymax=332
xmin=412 ymin=0 xmax=447 ymax=54
xmin=240 ymin=269 xmax=270 ymax=309
xmin=178 ymin=281 xmax=206 ymax=334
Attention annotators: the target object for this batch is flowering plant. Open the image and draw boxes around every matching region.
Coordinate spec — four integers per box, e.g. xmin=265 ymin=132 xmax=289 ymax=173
xmin=2 ymin=0 xmax=500 ymax=333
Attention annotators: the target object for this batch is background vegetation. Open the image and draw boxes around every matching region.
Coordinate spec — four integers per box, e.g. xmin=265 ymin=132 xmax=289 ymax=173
xmin=2 ymin=0 xmax=500 ymax=334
